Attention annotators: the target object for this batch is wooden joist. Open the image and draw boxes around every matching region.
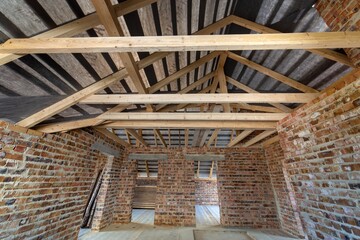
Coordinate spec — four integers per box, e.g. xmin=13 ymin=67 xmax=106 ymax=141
xmin=2 ymin=32 xmax=360 ymax=54
xmin=207 ymin=129 xmax=220 ymax=148
xmin=98 ymin=112 xmax=288 ymax=121
xmin=80 ymin=93 xmax=319 ymax=104
xmin=227 ymin=52 xmax=318 ymax=93
xmin=126 ymin=129 xmax=148 ymax=147
xmin=99 ymin=120 xmax=277 ymax=130
xmin=262 ymin=135 xmax=280 ymax=147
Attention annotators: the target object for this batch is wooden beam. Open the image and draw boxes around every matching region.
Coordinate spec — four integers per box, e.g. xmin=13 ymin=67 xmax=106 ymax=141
xmin=126 ymin=129 xmax=148 ymax=147
xmin=168 ymin=129 xmax=171 ymax=147
xmin=98 ymin=112 xmax=288 ymax=121
xmin=227 ymin=52 xmax=318 ymax=93
xmin=0 ymin=0 xmax=158 ymax=65
xmin=185 ymin=129 xmax=189 ymax=147
xmin=197 ymin=161 xmax=200 ymax=178
xmin=92 ymin=0 xmax=148 ymax=94
xmin=99 ymin=120 xmax=277 ymax=130
xmin=81 ymin=93 xmax=319 ymax=104
xmin=230 ymin=15 xmax=354 ymax=67
xmin=3 ymin=32 xmax=360 ymax=54
xmin=207 ymin=129 xmax=220 ymax=148
xmin=227 ymin=130 xmax=253 ymax=147
xmin=243 ymin=130 xmax=277 ymax=147
xmin=217 ymin=53 xmax=231 ymax=112
xmin=145 ymin=160 xmax=150 ymax=177
xmin=263 ymin=135 xmax=280 ymax=147
xmin=234 ymin=103 xmax=284 ymax=113
xmin=95 ymin=128 xmax=131 ymax=148
xmin=226 ymin=76 xmax=292 ymax=113
xmin=148 ymin=51 xmax=221 ymax=93
xmin=17 ymin=68 xmax=128 ymax=128
xmin=209 ymin=161 xmax=215 ymax=178
xmin=154 ymin=129 xmax=167 ymax=148
xmin=136 ymin=129 xmax=143 ymax=147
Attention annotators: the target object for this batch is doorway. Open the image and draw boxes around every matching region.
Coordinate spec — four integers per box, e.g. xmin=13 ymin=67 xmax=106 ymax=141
xmin=131 ymin=159 xmax=158 ymax=225
xmin=194 ymin=160 xmax=220 ymax=226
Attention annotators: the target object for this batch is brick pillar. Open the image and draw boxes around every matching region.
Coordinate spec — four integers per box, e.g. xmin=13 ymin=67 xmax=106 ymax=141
xmin=113 ymin=151 xmax=137 ymax=224
xmin=316 ymin=0 xmax=360 ymax=67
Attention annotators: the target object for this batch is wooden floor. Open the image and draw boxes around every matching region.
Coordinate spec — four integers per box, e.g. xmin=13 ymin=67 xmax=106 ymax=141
xmin=79 ymin=207 xmax=302 ymax=240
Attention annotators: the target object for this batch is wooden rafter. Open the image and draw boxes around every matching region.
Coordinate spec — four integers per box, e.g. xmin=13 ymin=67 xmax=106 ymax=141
xmin=126 ymin=129 xmax=148 ymax=147
xmin=80 ymin=93 xmax=319 ymax=104
xmin=95 ymin=128 xmax=131 ymax=148
xmin=145 ymin=160 xmax=150 ymax=177
xmin=99 ymin=120 xmax=277 ymax=129
xmin=0 ymin=0 xmax=158 ymax=65
xmin=227 ymin=52 xmax=318 ymax=93
xmin=243 ymin=130 xmax=277 ymax=147
xmin=154 ymin=129 xmax=167 ymax=148
xmin=207 ymin=129 xmax=220 ymax=148
xmin=197 ymin=161 xmax=200 ymax=178
xmin=209 ymin=161 xmax=215 ymax=178
xmin=229 ymin=15 xmax=354 ymax=67
xmin=263 ymin=135 xmax=280 ymax=147
xmin=228 ymin=130 xmax=254 ymax=147
xmin=3 ymin=32 xmax=360 ymax=54
xmin=226 ymin=77 xmax=292 ymax=113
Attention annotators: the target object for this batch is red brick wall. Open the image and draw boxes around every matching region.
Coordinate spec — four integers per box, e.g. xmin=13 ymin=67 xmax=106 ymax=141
xmin=0 ymin=121 xmax=125 ymax=239
xmin=195 ymin=179 xmax=219 ymax=205
xmin=264 ymin=142 xmax=305 ymax=238
xmin=127 ymin=147 xmax=279 ymax=228
xmin=277 ymin=70 xmax=360 ymax=239
xmin=316 ymin=0 xmax=360 ymax=67
xmin=217 ymin=148 xmax=279 ymax=228
xmin=113 ymin=150 xmax=137 ymax=224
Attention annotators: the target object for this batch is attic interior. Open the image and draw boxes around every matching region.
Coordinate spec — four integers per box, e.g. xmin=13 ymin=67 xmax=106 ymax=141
xmin=0 ymin=0 xmax=359 ymax=239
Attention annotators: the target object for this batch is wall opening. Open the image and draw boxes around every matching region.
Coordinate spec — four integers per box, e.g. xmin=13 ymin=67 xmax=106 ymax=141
xmin=131 ymin=159 xmax=158 ymax=225
xmin=194 ymin=160 xmax=220 ymax=226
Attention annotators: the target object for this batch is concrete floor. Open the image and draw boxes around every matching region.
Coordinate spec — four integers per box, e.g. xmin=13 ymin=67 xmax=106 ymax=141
xmin=79 ymin=208 xmax=301 ymax=240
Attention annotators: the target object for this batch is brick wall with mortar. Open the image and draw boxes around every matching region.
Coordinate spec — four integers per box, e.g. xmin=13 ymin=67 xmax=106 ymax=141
xmin=112 ymin=149 xmax=137 ymax=224
xmin=277 ymin=70 xmax=360 ymax=240
xmin=217 ymin=147 xmax=279 ymax=228
xmin=316 ymin=0 xmax=360 ymax=67
xmin=264 ymin=141 xmax=305 ymax=238
xmin=128 ymin=147 xmax=279 ymax=228
xmin=0 ymin=120 xmax=125 ymax=239
xmin=195 ymin=179 xmax=219 ymax=205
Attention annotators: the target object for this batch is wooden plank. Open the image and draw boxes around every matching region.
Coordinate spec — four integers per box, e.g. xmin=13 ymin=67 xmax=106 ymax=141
xmin=0 ymin=0 xmax=157 ymax=65
xmin=126 ymin=129 xmax=148 ymax=147
xmin=197 ymin=161 xmax=200 ymax=178
xmin=128 ymin=153 xmax=167 ymax=160
xmin=243 ymin=130 xmax=277 ymax=147
xmin=227 ymin=52 xmax=318 ymax=93
xmin=234 ymin=103 xmax=284 ymax=113
xmin=80 ymin=93 xmax=319 ymax=104
xmin=99 ymin=120 xmax=277 ymax=130
xmin=95 ymin=128 xmax=131 ymax=147
xmin=185 ymin=154 xmax=225 ymax=161
xmin=17 ymin=68 xmax=128 ymax=128
xmin=98 ymin=112 xmax=288 ymax=121
xmin=263 ymin=135 xmax=280 ymax=147
xmin=148 ymin=51 xmax=221 ymax=93
xmin=227 ymin=130 xmax=253 ymax=147
xmin=230 ymin=15 xmax=354 ymax=67
xmin=226 ymin=76 xmax=292 ymax=113
xmin=3 ymin=32 xmax=360 ymax=54
xmin=207 ymin=129 xmax=220 ymax=148
xmin=217 ymin=53 xmax=231 ymax=112
xmin=154 ymin=129 xmax=167 ymax=148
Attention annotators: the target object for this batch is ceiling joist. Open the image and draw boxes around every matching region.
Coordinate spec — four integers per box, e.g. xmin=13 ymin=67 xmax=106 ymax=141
xmin=2 ymin=32 xmax=360 ymax=54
